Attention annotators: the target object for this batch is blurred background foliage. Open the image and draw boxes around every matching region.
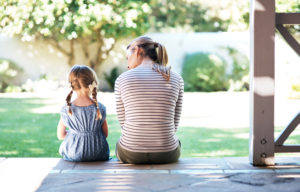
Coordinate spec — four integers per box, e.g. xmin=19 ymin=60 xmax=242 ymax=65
xmin=182 ymin=52 xmax=229 ymax=92
xmin=182 ymin=47 xmax=249 ymax=92
xmin=0 ymin=0 xmax=250 ymax=70
xmin=0 ymin=0 xmax=152 ymax=69
xmin=276 ymin=0 xmax=300 ymax=39
xmin=0 ymin=58 xmax=23 ymax=92
xmin=104 ymin=66 xmax=120 ymax=90
xmin=0 ymin=0 xmax=298 ymax=92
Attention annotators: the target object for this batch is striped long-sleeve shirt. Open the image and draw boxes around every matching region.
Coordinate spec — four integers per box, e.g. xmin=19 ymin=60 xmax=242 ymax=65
xmin=114 ymin=63 xmax=184 ymax=153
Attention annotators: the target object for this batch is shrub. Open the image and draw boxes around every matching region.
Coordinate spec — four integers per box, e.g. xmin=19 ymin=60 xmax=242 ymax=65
xmin=104 ymin=67 xmax=121 ymax=91
xmin=182 ymin=47 xmax=249 ymax=92
xmin=226 ymin=47 xmax=249 ymax=91
xmin=0 ymin=58 xmax=23 ymax=92
xmin=4 ymin=85 xmax=22 ymax=93
xmin=182 ymin=52 xmax=229 ymax=92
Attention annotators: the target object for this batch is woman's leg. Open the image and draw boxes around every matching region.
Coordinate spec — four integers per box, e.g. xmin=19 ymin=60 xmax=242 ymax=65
xmin=115 ymin=141 xmax=148 ymax=164
xmin=147 ymin=141 xmax=181 ymax=164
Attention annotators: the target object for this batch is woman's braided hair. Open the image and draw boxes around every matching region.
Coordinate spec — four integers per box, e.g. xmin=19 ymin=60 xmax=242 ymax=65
xmin=66 ymin=65 xmax=102 ymax=120
xmin=128 ymin=36 xmax=171 ymax=81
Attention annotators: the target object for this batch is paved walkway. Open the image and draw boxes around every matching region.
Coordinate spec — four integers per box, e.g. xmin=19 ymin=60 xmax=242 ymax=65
xmin=1 ymin=157 xmax=300 ymax=192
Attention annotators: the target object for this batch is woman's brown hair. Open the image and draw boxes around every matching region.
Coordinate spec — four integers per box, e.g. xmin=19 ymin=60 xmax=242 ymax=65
xmin=66 ymin=65 xmax=102 ymax=120
xmin=128 ymin=36 xmax=171 ymax=81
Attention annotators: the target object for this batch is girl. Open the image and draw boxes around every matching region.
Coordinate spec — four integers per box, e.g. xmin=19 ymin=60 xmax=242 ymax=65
xmin=57 ymin=65 xmax=109 ymax=162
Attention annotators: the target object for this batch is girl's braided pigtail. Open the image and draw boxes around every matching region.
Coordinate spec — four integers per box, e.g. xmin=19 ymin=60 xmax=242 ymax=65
xmin=66 ymin=90 xmax=73 ymax=116
xmin=92 ymin=87 xmax=102 ymax=120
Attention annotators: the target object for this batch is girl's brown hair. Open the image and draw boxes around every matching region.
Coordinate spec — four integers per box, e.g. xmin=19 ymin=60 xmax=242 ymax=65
xmin=66 ymin=65 xmax=102 ymax=120
xmin=128 ymin=36 xmax=171 ymax=81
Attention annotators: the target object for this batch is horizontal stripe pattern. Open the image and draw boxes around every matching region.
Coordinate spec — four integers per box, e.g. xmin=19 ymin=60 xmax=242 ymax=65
xmin=114 ymin=64 xmax=184 ymax=152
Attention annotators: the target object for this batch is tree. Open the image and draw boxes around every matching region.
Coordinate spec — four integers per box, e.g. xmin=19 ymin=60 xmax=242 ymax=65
xmin=149 ymin=0 xmax=249 ymax=32
xmin=149 ymin=0 xmax=227 ymax=32
xmin=149 ymin=0 xmax=298 ymax=34
xmin=0 ymin=0 xmax=151 ymax=69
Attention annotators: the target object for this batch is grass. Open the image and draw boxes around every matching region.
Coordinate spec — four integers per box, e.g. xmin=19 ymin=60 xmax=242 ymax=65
xmin=0 ymin=97 xmax=299 ymax=158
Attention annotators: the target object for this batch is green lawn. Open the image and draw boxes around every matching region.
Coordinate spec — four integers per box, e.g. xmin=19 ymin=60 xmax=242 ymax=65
xmin=0 ymin=97 xmax=298 ymax=158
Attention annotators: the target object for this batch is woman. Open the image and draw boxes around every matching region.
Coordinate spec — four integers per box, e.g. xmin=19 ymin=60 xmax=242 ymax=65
xmin=114 ymin=36 xmax=184 ymax=164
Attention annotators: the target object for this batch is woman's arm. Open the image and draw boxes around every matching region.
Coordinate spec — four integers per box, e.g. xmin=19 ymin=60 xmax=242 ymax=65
xmin=115 ymin=78 xmax=125 ymax=127
xmin=57 ymin=117 xmax=67 ymax=140
xmin=174 ymin=77 xmax=184 ymax=132
xmin=102 ymin=119 xmax=108 ymax=138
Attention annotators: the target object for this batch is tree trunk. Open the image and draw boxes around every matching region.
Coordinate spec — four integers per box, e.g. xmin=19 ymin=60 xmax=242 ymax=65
xmin=48 ymin=38 xmax=75 ymax=67
xmin=93 ymin=32 xmax=103 ymax=70
xmin=68 ymin=39 xmax=75 ymax=66
xmin=48 ymin=36 xmax=115 ymax=70
xmin=80 ymin=38 xmax=92 ymax=67
xmin=90 ymin=33 xmax=116 ymax=70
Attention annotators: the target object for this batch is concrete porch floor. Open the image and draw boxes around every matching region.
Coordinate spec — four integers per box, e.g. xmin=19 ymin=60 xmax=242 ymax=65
xmin=1 ymin=157 xmax=300 ymax=192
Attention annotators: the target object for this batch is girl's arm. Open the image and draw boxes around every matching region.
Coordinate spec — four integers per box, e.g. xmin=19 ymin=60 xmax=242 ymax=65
xmin=102 ymin=119 xmax=108 ymax=138
xmin=57 ymin=117 xmax=67 ymax=140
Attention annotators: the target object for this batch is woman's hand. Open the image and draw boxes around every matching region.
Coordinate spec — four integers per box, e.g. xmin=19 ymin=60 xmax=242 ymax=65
xmin=57 ymin=117 xmax=67 ymax=140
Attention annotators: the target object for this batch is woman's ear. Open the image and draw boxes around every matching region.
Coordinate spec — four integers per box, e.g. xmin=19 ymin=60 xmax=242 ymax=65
xmin=137 ymin=47 xmax=146 ymax=60
xmin=136 ymin=47 xmax=140 ymax=58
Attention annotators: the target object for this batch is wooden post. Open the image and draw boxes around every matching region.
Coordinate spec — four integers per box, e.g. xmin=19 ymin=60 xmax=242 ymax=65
xmin=249 ymin=0 xmax=275 ymax=166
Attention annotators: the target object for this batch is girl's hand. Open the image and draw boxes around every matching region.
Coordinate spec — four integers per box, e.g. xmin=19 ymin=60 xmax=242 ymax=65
xmin=102 ymin=119 xmax=108 ymax=138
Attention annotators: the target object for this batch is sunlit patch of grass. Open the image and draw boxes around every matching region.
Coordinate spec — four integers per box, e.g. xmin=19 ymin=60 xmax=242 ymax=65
xmin=234 ymin=133 xmax=249 ymax=139
xmin=0 ymin=108 xmax=7 ymax=112
xmin=191 ymin=149 xmax=236 ymax=157
xmin=0 ymin=151 xmax=18 ymax=155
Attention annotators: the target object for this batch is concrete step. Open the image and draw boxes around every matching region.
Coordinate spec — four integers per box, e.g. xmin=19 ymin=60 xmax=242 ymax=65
xmin=1 ymin=157 xmax=300 ymax=192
